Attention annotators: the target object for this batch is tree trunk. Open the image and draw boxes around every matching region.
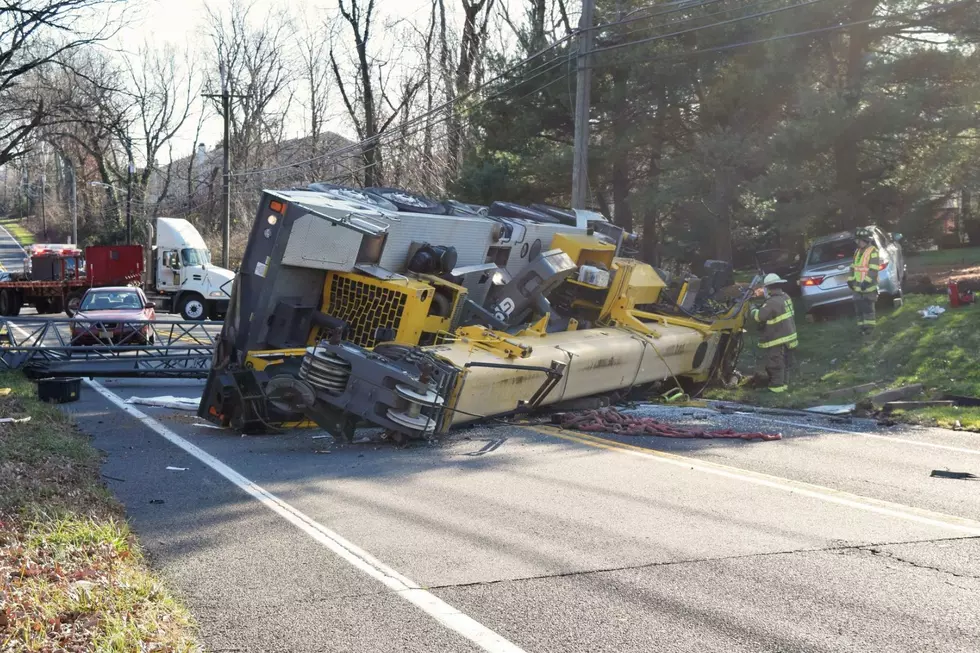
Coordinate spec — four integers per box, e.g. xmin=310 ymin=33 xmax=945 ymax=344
xmin=833 ymin=0 xmax=879 ymax=230
xmin=610 ymin=66 xmax=633 ymax=232
xmin=642 ymin=80 xmax=667 ymax=265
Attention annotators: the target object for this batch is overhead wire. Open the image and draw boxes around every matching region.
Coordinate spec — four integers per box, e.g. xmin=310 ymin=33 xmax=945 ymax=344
xmin=584 ymin=0 xmax=971 ymax=70
xmin=229 ymin=0 xmax=786 ymax=179
xmin=223 ymin=0 xmax=962 ymax=186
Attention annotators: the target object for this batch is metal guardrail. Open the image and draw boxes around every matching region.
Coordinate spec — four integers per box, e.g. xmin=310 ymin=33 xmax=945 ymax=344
xmin=0 ymin=318 xmax=217 ymax=378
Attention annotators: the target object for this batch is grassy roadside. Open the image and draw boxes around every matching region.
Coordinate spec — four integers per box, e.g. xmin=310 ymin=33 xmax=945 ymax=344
xmin=0 ymin=373 xmax=199 ymax=651
xmin=707 ymin=294 xmax=980 ymax=431
xmin=0 ymin=218 xmax=35 ymax=247
xmin=906 ymin=246 xmax=980 ymax=271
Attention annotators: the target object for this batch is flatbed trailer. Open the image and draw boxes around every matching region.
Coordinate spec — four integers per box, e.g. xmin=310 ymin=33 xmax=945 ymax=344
xmin=0 ymin=244 xmax=143 ymax=316
xmin=0 ymin=278 xmax=94 ymax=316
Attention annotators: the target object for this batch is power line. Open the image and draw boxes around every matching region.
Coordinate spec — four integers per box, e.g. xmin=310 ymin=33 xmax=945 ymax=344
xmin=231 ymin=0 xmax=832 ymax=180
xmin=587 ymin=0 xmax=835 ymax=57
xmin=584 ymin=0 xmax=971 ymax=69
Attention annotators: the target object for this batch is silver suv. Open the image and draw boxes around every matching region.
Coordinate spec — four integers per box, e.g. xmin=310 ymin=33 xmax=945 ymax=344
xmin=799 ymin=227 xmax=906 ymax=314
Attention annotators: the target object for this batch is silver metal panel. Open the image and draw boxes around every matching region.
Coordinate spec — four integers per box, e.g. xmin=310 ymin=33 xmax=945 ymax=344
xmin=501 ymin=221 xmax=585 ymax=277
xmin=452 ymin=262 xmax=499 ymax=307
xmin=377 ymin=212 xmax=498 ymax=272
xmin=282 ymin=213 xmax=365 ymax=271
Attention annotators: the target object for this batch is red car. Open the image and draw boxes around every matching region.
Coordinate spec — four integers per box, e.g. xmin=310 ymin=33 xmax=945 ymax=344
xmin=70 ymin=287 xmax=156 ymax=345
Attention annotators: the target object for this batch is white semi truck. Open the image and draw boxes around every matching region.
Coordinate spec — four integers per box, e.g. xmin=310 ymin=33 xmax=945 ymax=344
xmin=149 ymin=218 xmax=235 ymax=320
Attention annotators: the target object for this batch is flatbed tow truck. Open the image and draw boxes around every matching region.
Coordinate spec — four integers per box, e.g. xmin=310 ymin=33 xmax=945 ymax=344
xmin=199 ymin=188 xmax=752 ymax=442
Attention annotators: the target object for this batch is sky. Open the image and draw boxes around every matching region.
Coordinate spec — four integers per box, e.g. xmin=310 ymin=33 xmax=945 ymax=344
xmin=118 ymin=0 xmax=474 ymax=164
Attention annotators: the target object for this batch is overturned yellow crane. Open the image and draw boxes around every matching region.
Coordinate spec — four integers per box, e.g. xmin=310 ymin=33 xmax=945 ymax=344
xmin=199 ymin=189 xmax=750 ymax=441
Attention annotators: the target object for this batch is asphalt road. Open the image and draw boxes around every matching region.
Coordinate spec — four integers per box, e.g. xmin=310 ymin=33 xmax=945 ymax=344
xmin=0 ymin=221 xmax=27 ymax=272
xmin=64 ymin=379 xmax=980 ymax=653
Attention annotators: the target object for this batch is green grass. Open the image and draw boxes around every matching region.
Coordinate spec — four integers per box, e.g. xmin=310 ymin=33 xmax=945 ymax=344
xmin=906 ymin=246 xmax=980 ymax=270
xmin=0 ymin=372 xmax=199 ymax=651
xmin=707 ymin=294 xmax=980 ymax=429
xmin=887 ymin=406 xmax=980 ymax=431
xmin=0 ymin=217 xmax=36 ymax=246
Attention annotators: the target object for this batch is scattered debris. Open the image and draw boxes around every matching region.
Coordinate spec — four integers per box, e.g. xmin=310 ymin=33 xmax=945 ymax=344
xmin=0 ymin=415 xmax=31 ymax=424
xmin=930 ymin=470 xmax=978 ymax=480
xmin=464 ymin=438 xmax=508 ymax=456
xmin=712 ymin=402 xmax=816 ymax=418
xmin=127 ymin=395 xmax=201 ymax=411
xmin=311 ymin=435 xmax=331 ymax=440
xmin=805 ymin=404 xmax=856 ymax=415
xmin=919 ymin=305 xmax=946 ymax=319
xmin=196 ymin=423 xmax=225 ymax=430
xmin=165 ymin=466 xmax=187 ymax=471
xmin=825 ymin=382 xmax=880 ymax=400
xmin=149 ymin=499 xmax=165 ymax=504
xmin=556 ymin=407 xmax=782 ymax=441
xmin=552 ymin=396 xmax=611 ymax=411
xmin=870 ymin=384 xmax=924 ymax=405
xmin=883 ymin=400 xmax=954 ymax=413
xmin=947 ymin=280 xmax=975 ymax=307
xmin=944 ymin=394 xmax=980 ymax=407
xmin=101 ymin=474 xmax=125 ymax=482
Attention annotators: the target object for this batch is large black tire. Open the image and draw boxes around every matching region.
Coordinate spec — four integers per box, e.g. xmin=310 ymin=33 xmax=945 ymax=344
xmin=444 ymin=200 xmax=489 ymax=217
xmin=488 ymin=202 xmax=560 ymax=224
xmin=0 ymin=289 xmax=13 ymax=316
xmin=364 ymin=187 xmax=447 ymax=215
xmin=64 ymin=292 xmax=83 ymax=318
xmin=307 ymin=183 xmax=399 ymax=212
xmin=179 ymin=293 xmax=207 ymax=321
xmin=530 ymin=203 xmax=578 ymax=226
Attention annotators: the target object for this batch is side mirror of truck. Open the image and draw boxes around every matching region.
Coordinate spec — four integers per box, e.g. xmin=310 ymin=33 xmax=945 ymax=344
xmin=144 ymin=302 xmax=156 ymax=309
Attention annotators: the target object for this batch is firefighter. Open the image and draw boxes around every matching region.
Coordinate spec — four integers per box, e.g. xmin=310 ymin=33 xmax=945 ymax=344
xmin=750 ymin=273 xmax=798 ymax=393
xmin=848 ymin=227 xmax=880 ymax=335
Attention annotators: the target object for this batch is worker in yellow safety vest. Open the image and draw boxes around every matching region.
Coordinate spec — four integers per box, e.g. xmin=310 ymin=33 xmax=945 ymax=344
xmin=750 ymin=273 xmax=798 ymax=393
xmin=847 ymin=227 xmax=880 ymax=335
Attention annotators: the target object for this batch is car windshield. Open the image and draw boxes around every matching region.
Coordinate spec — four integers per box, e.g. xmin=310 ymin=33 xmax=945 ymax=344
xmin=181 ymin=248 xmax=211 ymax=266
xmin=806 ymin=240 xmax=856 ymax=267
xmin=80 ymin=291 xmax=142 ymax=311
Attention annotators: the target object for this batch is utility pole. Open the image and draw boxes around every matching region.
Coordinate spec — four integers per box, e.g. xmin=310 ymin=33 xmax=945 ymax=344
xmin=126 ymin=153 xmax=135 ymax=245
xmin=39 ymin=143 xmax=47 ymax=239
xmin=571 ymin=0 xmax=596 ymax=209
xmin=204 ymin=60 xmax=245 ymax=268
xmin=40 ymin=173 xmax=47 ymax=240
xmin=220 ymin=60 xmax=231 ymax=269
xmin=69 ymin=164 xmax=77 ymax=246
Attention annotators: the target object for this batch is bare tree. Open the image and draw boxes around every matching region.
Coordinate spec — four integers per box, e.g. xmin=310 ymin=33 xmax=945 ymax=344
xmin=204 ymin=0 xmax=294 ymax=177
xmin=497 ymin=0 xmax=570 ymax=55
xmin=0 ymin=0 xmax=125 ymax=166
xmin=445 ymin=0 xmax=495 ymax=183
xmin=330 ymin=0 xmax=383 ymax=187
xmin=298 ymin=17 xmax=333 ymax=180
xmin=123 ymin=43 xmax=197 ymax=222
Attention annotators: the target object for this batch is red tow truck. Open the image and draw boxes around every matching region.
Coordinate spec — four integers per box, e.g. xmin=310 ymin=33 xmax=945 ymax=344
xmin=0 ymin=244 xmax=143 ymax=317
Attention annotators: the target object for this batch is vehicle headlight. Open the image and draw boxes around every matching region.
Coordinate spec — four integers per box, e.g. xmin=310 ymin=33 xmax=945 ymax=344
xmin=209 ymin=290 xmax=227 ymax=298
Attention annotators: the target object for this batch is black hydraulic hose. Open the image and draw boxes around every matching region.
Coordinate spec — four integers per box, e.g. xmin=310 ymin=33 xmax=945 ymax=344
xmin=463 ymin=361 xmax=556 ymax=374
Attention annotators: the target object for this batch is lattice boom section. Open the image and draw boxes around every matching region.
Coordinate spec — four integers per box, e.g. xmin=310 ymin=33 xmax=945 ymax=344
xmin=326 ymin=274 xmax=407 ymax=348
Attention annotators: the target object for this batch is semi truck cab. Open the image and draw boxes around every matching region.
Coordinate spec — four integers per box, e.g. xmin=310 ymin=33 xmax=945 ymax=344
xmin=152 ymin=218 xmax=234 ymax=320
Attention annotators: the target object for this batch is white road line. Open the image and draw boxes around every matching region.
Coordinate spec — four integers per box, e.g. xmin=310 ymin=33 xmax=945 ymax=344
xmin=731 ymin=413 xmax=980 ymax=457
xmin=85 ymin=379 xmax=526 ymax=653
xmin=540 ymin=428 xmax=980 ymax=537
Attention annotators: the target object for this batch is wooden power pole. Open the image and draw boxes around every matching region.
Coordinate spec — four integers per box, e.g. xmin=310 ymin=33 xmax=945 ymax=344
xmin=571 ymin=0 xmax=596 ymax=209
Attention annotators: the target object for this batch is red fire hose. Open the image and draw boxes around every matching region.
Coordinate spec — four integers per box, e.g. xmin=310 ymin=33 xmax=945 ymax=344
xmin=559 ymin=407 xmax=781 ymax=441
